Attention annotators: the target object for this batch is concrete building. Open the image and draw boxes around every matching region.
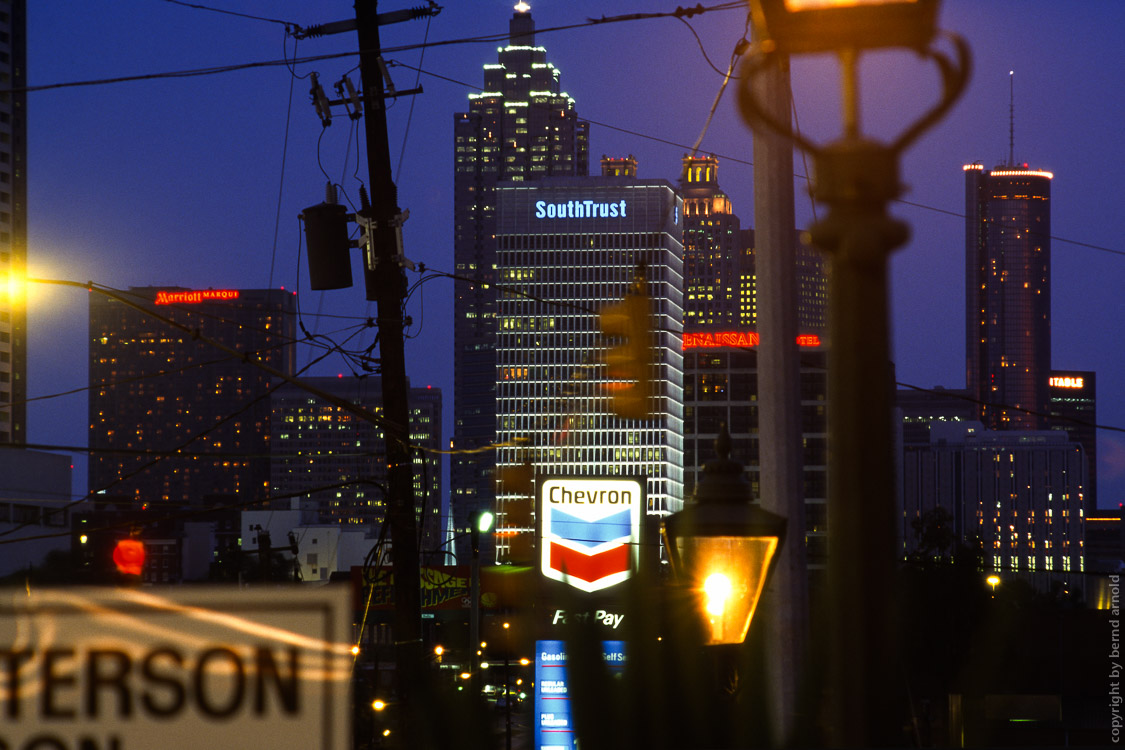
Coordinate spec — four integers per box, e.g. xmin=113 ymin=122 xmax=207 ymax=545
xmin=493 ymin=171 xmax=684 ymax=562
xmin=0 ymin=447 xmax=70 ymax=576
xmin=452 ymin=4 xmax=589 ymax=560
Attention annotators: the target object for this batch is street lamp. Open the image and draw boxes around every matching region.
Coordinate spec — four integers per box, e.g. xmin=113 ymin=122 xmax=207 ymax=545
xmin=469 ymin=508 xmax=495 ymax=700
xmin=737 ymin=1 xmax=969 ymax=744
xmin=661 ymin=429 xmax=786 ymax=646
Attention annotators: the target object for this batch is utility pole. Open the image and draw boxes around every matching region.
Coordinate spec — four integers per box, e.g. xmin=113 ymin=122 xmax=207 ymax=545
xmin=298 ymin=2 xmax=440 ymax=744
xmin=352 ymin=1 xmax=433 ymax=743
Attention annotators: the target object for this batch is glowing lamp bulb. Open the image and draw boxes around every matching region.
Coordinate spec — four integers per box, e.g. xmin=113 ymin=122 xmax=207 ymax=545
xmin=703 ymin=572 xmax=733 ymax=616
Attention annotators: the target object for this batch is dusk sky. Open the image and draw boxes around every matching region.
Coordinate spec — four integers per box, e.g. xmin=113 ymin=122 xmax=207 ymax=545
xmin=23 ymin=1 xmax=1125 ymax=510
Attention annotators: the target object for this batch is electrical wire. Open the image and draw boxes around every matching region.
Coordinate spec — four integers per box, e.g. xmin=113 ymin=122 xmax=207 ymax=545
xmin=158 ymin=0 xmax=295 ymax=28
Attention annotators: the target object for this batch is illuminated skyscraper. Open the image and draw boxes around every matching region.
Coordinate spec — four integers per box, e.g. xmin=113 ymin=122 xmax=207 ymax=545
xmin=452 ymin=4 xmax=588 ymax=559
xmin=89 ymin=287 xmax=296 ymax=507
xmin=964 ymin=161 xmax=1052 ymax=429
xmin=0 ymin=0 xmax=26 ymax=445
xmin=493 ymin=173 xmax=684 ymax=563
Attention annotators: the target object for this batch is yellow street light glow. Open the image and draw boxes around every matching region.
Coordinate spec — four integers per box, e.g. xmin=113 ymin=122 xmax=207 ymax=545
xmin=434 ymin=645 xmax=444 ymax=656
xmin=703 ymin=572 xmax=733 ymax=617
xmin=371 ymin=699 xmax=386 ymax=711
xmin=519 ymin=658 xmax=531 ymax=666
xmin=350 ymin=645 xmax=360 ymax=656
xmin=79 ymin=535 xmax=88 ymax=544
xmin=481 ymin=662 xmax=490 ymax=669
xmin=986 ymin=574 xmax=1001 ymax=592
xmin=502 ymin=622 xmax=511 ymax=629
xmin=382 ymin=730 xmax=391 ymax=737
xmin=459 ymin=672 xmax=472 ymax=680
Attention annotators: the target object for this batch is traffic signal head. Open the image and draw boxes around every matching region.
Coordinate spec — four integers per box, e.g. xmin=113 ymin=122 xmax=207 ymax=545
xmin=112 ymin=538 xmax=146 ymax=577
xmin=599 ymin=291 xmax=653 ymax=420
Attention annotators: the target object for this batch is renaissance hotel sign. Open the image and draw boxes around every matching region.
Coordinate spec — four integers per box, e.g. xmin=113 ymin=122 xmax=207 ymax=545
xmin=539 ymin=477 xmax=643 ymax=593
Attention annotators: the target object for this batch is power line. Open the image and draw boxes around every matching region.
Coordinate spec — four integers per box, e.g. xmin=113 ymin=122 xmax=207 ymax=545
xmin=158 ymin=0 xmax=296 ymax=28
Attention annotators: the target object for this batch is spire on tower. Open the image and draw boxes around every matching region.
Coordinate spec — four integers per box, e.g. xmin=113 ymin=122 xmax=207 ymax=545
xmin=1008 ymin=70 xmax=1015 ymax=167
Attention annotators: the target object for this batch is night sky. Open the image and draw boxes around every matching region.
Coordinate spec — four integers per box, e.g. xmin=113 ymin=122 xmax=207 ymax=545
xmin=24 ymin=1 xmax=1125 ymax=509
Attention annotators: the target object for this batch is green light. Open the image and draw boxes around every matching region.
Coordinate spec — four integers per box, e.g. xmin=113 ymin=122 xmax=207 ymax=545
xmin=477 ymin=511 xmax=495 ymax=533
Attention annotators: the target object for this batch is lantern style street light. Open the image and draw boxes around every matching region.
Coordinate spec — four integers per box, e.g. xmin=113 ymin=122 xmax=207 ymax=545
xmin=662 ymin=429 xmax=786 ymax=646
xmin=738 ymin=0 xmax=969 ymax=744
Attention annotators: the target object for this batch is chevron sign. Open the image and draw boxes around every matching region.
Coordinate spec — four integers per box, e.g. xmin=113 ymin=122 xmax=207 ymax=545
xmin=539 ymin=477 xmax=643 ymax=593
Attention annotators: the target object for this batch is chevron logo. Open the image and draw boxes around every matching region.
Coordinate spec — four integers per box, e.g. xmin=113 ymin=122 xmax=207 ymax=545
xmin=539 ymin=478 xmax=643 ymax=593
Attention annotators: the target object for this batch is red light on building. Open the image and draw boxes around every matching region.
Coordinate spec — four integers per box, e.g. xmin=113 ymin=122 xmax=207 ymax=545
xmin=153 ymin=289 xmax=240 ymax=305
xmin=113 ymin=538 xmax=146 ymax=576
xmin=682 ymin=331 xmax=821 ymax=350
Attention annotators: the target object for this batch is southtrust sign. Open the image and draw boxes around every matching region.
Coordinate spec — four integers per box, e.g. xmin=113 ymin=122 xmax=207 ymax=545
xmin=535 ymin=199 xmax=627 ymax=219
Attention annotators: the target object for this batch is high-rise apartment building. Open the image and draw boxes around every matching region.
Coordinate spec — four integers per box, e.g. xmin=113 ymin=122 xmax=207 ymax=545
xmin=0 ymin=0 xmax=26 ymax=445
xmin=1048 ymin=370 xmax=1096 ymax=506
xmin=964 ymin=161 xmax=1052 ymax=429
xmin=270 ymin=376 xmax=444 ymax=555
xmin=493 ymin=174 xmax=684 ymax=562
xmin=452 ymin=5 xmax=589 ymax=557
xmin=89 ymin=287 xmax=296 ymax=506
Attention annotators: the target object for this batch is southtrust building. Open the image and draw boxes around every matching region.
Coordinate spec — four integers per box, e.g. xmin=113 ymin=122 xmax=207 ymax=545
xmin=492 ymin=174 xmax=685 ymax=564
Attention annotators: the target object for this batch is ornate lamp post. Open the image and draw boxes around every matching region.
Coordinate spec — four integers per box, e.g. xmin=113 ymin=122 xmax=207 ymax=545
xmin=738 ymin=0 xmax=970 ymax=744
xmin=661 ymin=429 xmax=786 ymax=647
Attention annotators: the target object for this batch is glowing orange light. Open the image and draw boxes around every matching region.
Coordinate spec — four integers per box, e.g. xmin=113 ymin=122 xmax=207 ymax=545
xmin=113 ymin=539 xmax=146 ymax=576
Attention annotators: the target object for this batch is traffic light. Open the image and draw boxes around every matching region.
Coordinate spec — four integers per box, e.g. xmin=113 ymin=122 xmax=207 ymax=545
xmin=112 ymin=538 xmax=145 ymax=577
xmin=599 ymin=282 xmax=653 ymax=420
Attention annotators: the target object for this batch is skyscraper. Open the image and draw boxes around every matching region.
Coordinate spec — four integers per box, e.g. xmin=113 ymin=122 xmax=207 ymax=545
xmin=964 ymin=161 xmax=1052 ymax=429
xmin=680 ymin=154 xmax=827 ymax=334
xmin=0 ymin=0 xmax=26 ymax=445
xmin=452 ymin=5 xmax=588 ymax=558
xmin=493 ymin=172 xmax=685 ymax=562
xmin=89 ymin=287 xmax=296 ymax=506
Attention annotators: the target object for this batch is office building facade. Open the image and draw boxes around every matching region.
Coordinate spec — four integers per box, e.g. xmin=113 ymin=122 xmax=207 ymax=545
xmin=1047 ymin=370 xmax=1096 ymax=506
xmin=964 ymin=162 xmax=1052 ymax=430
xmin=89 ymin=287 xmax=296 ymax=507
xmin=0 ymin=0 xmax=25 ymax=445
xmin=270 ymin=376 xmax=444 ymax=556
xmin=452 ymin=5 xmax=589 ymax=557
xmin=493 ymin=175 xmax=684 ymax=562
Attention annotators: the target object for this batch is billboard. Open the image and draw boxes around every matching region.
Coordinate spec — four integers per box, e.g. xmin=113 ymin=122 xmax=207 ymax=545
xmin=534 ymin=639 xmax=626 ymax=750
xmin=539 ymin=477 xmax=643 ymax=594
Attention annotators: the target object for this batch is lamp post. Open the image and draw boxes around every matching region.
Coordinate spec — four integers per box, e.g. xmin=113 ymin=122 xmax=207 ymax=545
xmin=738 ymin=1 xmax=970 ymax=744
xmin=469 ymin=508 xmax=494 ymax=700
xmin=661 ymin=428 xmax=787 ymax=647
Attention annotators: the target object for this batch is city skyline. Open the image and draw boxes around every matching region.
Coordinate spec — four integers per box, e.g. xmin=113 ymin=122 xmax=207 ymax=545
xmin=18 ymin=1 xmax=1125 ymax=514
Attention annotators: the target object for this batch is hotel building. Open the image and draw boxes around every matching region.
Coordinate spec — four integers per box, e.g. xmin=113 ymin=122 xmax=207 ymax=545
xmin=88 ymin=287 xmax=296 ymax=507
xmin=964 ymin=162 xmax=1052 ymax=430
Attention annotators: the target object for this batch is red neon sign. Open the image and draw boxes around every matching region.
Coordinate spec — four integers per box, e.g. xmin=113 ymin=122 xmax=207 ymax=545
xmin=683 ymin=331 xmax=821 ymax=350
xmin=154 ymin=289 xmax=240 ymax=305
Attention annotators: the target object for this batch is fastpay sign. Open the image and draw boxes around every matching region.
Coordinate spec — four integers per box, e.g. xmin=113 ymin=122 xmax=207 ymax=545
xmin=0 ymin=587 xmax=352 ymax=750
xmin=539 ymin=477 xmax=644 ymax=593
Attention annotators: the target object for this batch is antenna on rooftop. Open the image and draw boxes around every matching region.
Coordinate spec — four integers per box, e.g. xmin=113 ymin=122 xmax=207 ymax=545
xmin=1008 ymin=70 xmax=1015 ymax=166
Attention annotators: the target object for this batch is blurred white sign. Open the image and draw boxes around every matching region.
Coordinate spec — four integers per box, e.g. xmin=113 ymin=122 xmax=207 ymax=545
xmin=0 ymin=586 xmax=352 ymax=750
